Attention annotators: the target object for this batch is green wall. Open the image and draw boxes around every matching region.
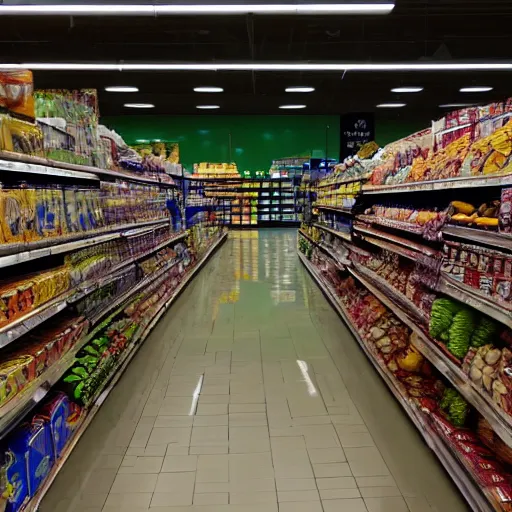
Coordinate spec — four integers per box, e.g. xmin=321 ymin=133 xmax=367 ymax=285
xmin=102 ymin=115 xmax=340 ymax=174
xmin=102 ymin=114 xmax=429 ymax=173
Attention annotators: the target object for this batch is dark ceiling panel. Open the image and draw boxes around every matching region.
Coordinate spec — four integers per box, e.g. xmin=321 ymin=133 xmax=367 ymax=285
xmin=0 ymin=0 xmax=511 ymax=117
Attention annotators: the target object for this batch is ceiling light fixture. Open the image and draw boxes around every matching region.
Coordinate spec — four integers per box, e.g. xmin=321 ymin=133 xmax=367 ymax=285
xmin=391 ymin=87 xmax=423 ymax=93
xmin=124 ymin=103 xmax=155 ymax=108
xmin=285 ymin=86 xmax=315 ymax=93
xmin=0 ymin=3 xmax=395 ymax=16
xmin=279 ymin=104 xmax=306 ymax=109
xmin=376 ymin=103 xmax=406 ymax=108
xmin=439 ymin=103 xmax=478 ymax=108
xmin=0 ymin=62 xmax=511 ymax=72
xmin=460 ymin=86 xmax=493 ymax=92
xmin=105 ymin=86 xmax=139 ymax=92
xmin=196 ymin=105 xmax=220 ymax=109
xmin=194 ymin=87 xmax=224 ymax=93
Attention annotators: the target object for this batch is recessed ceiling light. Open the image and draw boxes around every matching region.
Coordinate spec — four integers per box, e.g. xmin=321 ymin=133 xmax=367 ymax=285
xmin=0 ymin=3 xmax=395 ymax=15
xmin=460 ymin=86 xmax=493 ymax=93
xmin=376 ymin=103 xmax=406 ymax=108
xmin=1 ymin=62 xmax=512 ymax=72
xmin=196 ymin=105 xmax=220 ymax=109
xmin=279 ymin=104 xmax=306 ymax=109
xmin=194 ymin=87 xmax=224 ymax=93
xmin=439 ymin=103 xmax=478 ymax=108
xmin=136 ymin=139 xmax=149 ymax=143
xmin=105 ymin=86 xmax=139 ymax=92
xmin=124 ymin=103 xmax=155 ymax=108
xmin=391 ymin=87 xmax=423 ymax=93
xmin=285 ymin=87 xmax=315 ymax=93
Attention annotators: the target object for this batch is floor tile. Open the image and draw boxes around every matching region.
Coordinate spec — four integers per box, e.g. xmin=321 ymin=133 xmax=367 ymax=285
xmin=196 ymin=404 xmax=229 ymax=415
xmin=316 ymin=477 xmax=357 ymax=489
xmin=322 ymin=498 xmax=369 ymax=512
xmin=109 ymin=474 xmax=157 ymax=494
xmin=191 ymin=426 xmax=228 ymax=447
xmin=104 ymin=493 xmax=152 ymax=508
xmin=275 ymin=479 xmax=316 ymax=491
xmin=154 ymin=471 xmax=195 ymax=493
xmin=344 ymin=447 xmax=390 ymax=477
xmin=360 ymin=486 xmax=403 ymax=498
xmin=193 ymin=493 xmax=229 ymax=505
xmin=230 ymin=491 xmax=277 ymax=504
xmin=308 ymin=447 xmax=346 ymax=464
xmin=278 ymin=502 xmax=323 ymax=512
xmin=364 ymin=496 xmax=409 ymax=512
xmin=118 ymin=456 xmax=163 ymax=474
xmin=194 ymin=415 xmax=229 ymax=426
xmin=277 ymin=490 xmax=319 ymax=502
xmin=161 ymin=455 xmax=198 ymax=472
xmin=312 ymin=463 xmax=352 ymax=478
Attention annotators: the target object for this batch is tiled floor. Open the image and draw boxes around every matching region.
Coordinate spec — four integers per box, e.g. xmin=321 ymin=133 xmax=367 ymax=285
xmin=40 ymin=229 xmax=468 ymax=512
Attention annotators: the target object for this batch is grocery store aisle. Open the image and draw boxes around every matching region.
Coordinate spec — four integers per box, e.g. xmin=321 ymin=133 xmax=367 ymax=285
xmin=40 ymin=229 xmax=467 ymax=512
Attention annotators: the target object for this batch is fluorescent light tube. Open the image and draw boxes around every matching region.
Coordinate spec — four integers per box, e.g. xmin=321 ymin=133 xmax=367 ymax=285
xmin=391 ymin=87 xmax=423 ymax=93
xmin=0 ymin=62 xmax=511 ymax=72
xmin=105 ymin=86 xmax=139 ymax=92
xmin=124 ymin=103 xmax=155 ymax=108
xmin=196 ymin=105 xmax=220 ymax=109
xmin=460 ymin=86 xmax=493 ymax=92
xmin=377 ymin=103 xmax=406 ymax=108
xmin=0 ymin=3 xmax=395 ymax=15
xmin=194 ymin=87 xmax=224 ymax=93
xmin=439 ymin=103 xmax=478 ymax=108
xmin=279 ymin=104 xmax=306 ymax=109
xmin=285 ymin=86 xmax=315 ymax=92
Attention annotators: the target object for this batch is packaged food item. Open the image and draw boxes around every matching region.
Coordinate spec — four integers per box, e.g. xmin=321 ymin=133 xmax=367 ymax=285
xmin=0 ymin=70 xmax=35 ymax=119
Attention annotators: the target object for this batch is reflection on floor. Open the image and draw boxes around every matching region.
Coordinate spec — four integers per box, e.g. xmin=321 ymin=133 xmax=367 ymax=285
xmin=40 ymin=229 xmax=468 ymax=512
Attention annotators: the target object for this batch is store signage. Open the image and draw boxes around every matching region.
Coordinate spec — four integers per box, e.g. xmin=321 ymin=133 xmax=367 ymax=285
xmin=340 ymin=113 xmax=375 ymax=160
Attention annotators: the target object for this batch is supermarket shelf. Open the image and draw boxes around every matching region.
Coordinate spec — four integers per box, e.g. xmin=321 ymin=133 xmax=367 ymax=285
xmin=442 ymin=225 xmax=512 ymax=252
xmin=315 ymin=205 xmax=354 ymax=215
xmin=0 ymin=156 xmax=99 ymax=181
xmin=437 ymin=274 xmax=512 ymax=329
xmin=0 ymin=151 xmax=178 ymax=188
xmin=314 ymin=175 xmax=367 ymax=188
xmin=298 ymin=251 xmax=493 ymax=512
xmin=350 ymin=263 xmax=429 ymax=325
xmin=348 ymin=265 xmax=512 ymax=454
xmin=0 ymin=218 xmax=170 ymax=268
xmin=298 ymin=230 xmax=350 ymax=268
xmin=363 ymin=172 xmax=512 ymax=195
xmin=354 ymin=225 xmax=440 ymax=260
xmin=21 ymin=232 xmax=227 ymax=512
xmin=356 ymin=215 xmax=425 ymax=236
xmin=313 ymin=223 xmax=352 ymax=243
xmin=0 ymin=231 xmax=188 ymax=349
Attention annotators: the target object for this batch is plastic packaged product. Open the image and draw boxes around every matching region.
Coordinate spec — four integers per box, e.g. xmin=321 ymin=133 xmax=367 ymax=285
xmin=63 ymin=187 xmax=79 ymax=233
xmin=0 ymin=356 xmax=34 ymax=408
xmin=0 ymin=187 xmax=25 ymax=244
xmin=0 ymin=116 xmax=44 ymax=157
xmin=0 ymin=70 xmax=35 ymax=119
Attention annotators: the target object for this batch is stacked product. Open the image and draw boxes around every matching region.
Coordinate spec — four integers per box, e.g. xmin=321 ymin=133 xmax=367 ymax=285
xmin=298 ymin=97 xmax=512 ymax=511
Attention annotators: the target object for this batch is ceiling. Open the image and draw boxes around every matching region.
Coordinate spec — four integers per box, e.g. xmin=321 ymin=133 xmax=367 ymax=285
xmin=1 ymin=0 xmax=512 ymax=120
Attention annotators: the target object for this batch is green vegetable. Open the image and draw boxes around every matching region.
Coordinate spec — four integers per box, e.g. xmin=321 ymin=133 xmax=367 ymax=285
xmin=471 ymin=317 xmax=499 ymax=348
xmin=440 ymin=388 xmax=458 ymax=411
xmin=84 ymin=346 xmax=100 ymax=356
xmin=449 ymin=394 xmax=469 ymax=427
xmin=439 ymin=330 xmax=450 ymax=343
xmin=447 ymin=309 xmax=476 ymax=359
xmin=63 ymin=374 xmax=82 ymax=383
xmin=72 ymin=366 xmax=90 ymax=379
xmin=429 ymin=299 xmax=462 ymax=339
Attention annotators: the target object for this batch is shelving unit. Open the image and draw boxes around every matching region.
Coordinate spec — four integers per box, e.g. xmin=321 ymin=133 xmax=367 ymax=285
xmin=0 ymin=140 xmax=227 ymax=512
xmin=298 ymin=251 xmax=494 ymax=512
xmin=298 ymin=118 xmax=512 ymax=511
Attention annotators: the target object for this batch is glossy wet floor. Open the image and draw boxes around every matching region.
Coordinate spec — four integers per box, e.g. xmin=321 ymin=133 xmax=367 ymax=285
xmin=40 ymin=229 xmax=468 ymax=512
